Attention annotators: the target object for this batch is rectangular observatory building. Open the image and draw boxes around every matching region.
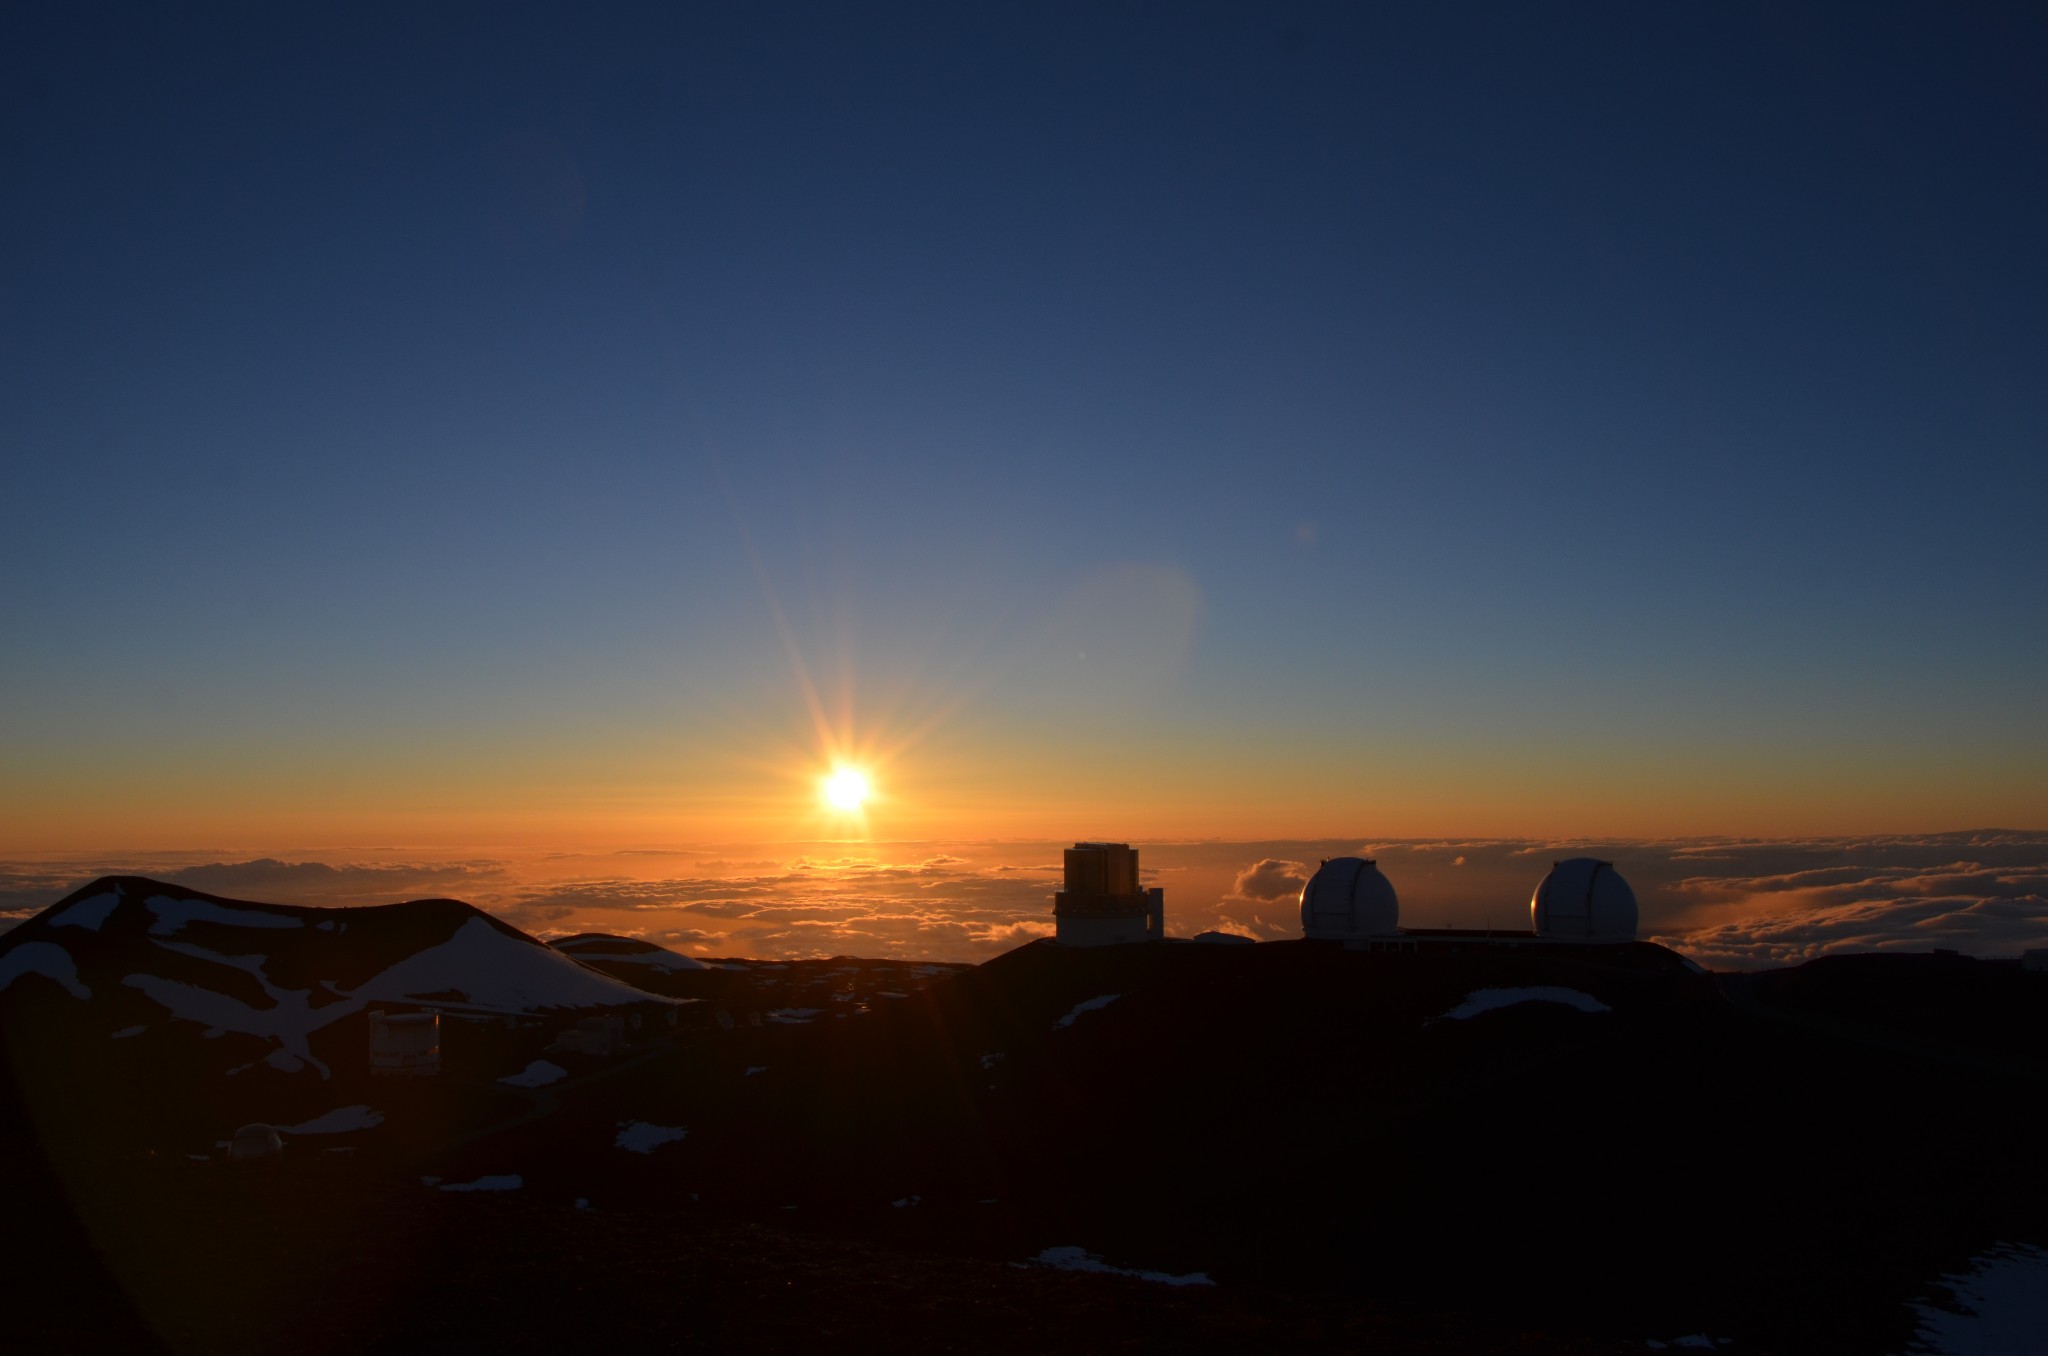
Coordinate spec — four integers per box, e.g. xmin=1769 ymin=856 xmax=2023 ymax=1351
xmin=1054 ymin=842 xmax=1165 ymax=946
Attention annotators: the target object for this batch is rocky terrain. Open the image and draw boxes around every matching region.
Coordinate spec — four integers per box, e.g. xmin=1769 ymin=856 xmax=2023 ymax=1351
xmin=5 ymin=877 xmax=2046 ymax=1353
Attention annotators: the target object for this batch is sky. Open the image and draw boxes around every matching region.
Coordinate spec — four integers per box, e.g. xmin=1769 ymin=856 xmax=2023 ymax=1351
xmin=4 ymin=6 xmax=2046 ymax=892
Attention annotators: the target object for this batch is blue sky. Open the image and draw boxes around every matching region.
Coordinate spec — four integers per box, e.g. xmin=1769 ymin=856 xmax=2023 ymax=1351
xmin=3 ymin=2 xmax=2044 ymax=847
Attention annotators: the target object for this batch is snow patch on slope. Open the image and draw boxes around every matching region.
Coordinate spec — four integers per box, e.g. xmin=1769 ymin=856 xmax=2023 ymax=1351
xmin=1029 ymin=1245 xmax=1213 ymax=1287
xmin=280 ymin=1105 xmax=384 ymax=1134
xmin=1911 ymin=1243 xmax=2048 ymax=1355
xmin=121 ymin=968 xmax=340 ymax=1078
xmin=147 ymin=895 xmax=303 ymax=938
xmin=122 ymin=920 xmax=653 ymax=1079
xmin=52 ymin=893 xmax=120 ymax=932
xmin=354 ymin=916 xmax=663 ymax=1012
xmin=1054 ymin=994 xmax=1120 ymax=1029
xmin=1437 ymin=987 xmax=1612 ymax=1022
xmin=499 ymin=1060 xmax=567 ymax=1088
xmin=0 ymin=942 xmax=91 ymax=1000
xmin=614 ymin=1122 xmax=687 ymax=1154
xmin=440 ymin=1175 xmax=522 ymax=1193
xmin=153 ymin=938 xmax=276 ymax=978
xmin=40 ymin=897 xmax=663 ymax=1081
xmin=558 ymin=943 xmax=706 ymax=972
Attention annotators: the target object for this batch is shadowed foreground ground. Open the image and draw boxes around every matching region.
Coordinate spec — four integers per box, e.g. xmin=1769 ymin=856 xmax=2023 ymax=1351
xmin=7 ymin=892 xmax=2046 ymax=1354
xmin=6 ymin=1150 xmax=1634 ymax=1356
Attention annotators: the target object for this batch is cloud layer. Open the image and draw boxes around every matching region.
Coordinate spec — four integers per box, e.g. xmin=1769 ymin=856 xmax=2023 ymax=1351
xmin=1648 ymin=844 xmax=2048 ymax=969
xmin=5 ymin=832 xmax=2045 ymax=969
xmin=1195 ymin=833 xmax=2048 ymax=967
xmin=1214 ymin=858 xmax=1312 ymax=939
xmin=493 ymin=853 xmax=1062 ymax=960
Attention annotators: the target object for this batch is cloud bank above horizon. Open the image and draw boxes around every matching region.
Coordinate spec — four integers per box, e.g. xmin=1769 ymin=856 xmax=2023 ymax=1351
xmin=4 ymin=831 xmax=2045 ymax=971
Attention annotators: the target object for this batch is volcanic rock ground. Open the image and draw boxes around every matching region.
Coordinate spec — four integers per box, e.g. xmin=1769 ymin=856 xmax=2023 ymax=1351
xmin=5 ymin=881 xmax=2047 ymax=1354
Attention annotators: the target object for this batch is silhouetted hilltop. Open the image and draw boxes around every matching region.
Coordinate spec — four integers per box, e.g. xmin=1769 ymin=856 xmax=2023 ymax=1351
xmin=1735 ymin=949 xmax=2045 ymax=1061
xmin=550 ymin=932 xmax=708 ymax=966
xmin=0 ymin=875 xmax=678 ymax=1142
xmin=548 ymin=931 xmax=709 ymax=991
xmin=1 ymin=875 xmax=669 ymax=1016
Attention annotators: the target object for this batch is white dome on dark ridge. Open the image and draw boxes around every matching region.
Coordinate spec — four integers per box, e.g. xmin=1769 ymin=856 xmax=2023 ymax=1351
xmin=1530 ymin=858 xmax=1638 ymax=940
xmin=1299 ymin=858 xmax=1399 ymax=939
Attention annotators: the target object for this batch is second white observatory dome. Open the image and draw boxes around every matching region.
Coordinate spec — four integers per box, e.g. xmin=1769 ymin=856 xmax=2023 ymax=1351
xmin=1300 ymin=857 xmax=1400 ymax=939
xmin=1530 ymin=858 xmax=1638 ymax=940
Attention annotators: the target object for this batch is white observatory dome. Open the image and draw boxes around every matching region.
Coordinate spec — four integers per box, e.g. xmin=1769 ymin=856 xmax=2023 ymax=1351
xmin=229 ymin=1123 xmax=283 ymax=1165
xmin=1299 ymin=857 xmax=1399 ymax=939
xmin=1530 ymin=858 xmax=1638 ymax=940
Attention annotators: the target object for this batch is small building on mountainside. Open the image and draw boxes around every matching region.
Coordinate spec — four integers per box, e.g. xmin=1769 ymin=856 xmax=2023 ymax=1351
xmin=369 ymin=1009 xmax=441 ymax=1076
xmin=1054 ymin=842 xmax=1165 ymax=947
xmin=550 ymin=1013 xmax=627 ymax=1056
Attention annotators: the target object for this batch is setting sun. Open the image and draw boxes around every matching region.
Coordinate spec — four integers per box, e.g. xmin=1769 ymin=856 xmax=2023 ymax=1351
xmin=822 ymin=766 xmax=872 ymax=813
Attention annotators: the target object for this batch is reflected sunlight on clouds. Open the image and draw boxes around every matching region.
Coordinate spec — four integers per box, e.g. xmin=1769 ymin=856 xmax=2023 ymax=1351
xmin=4 ymin=831 xmax=2047 ymax=969
xmin=1214 ymin=858 xmax=1313 ymax=940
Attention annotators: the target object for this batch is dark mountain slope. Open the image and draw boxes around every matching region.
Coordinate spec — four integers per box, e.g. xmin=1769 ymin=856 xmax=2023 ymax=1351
xmin=456 ymin=938 xmax=2043 ymax=1353
xmin=550 ymin=932 xmax=707 ymax=969
xmin=0 ymin=1142 xmax=1636 ymax=1356
xmin=0 ymin=875 xmax=677 ymax=1149
xmin=2 ymin=875 xmax=662 ymax=1010
xmin=8 ymin=891 xmax=2047 ymax=1354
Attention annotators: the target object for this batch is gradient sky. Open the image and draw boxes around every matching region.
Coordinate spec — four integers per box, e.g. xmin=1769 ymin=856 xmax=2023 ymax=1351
xmin=5 ymin=3 xmax=2045 ymax=852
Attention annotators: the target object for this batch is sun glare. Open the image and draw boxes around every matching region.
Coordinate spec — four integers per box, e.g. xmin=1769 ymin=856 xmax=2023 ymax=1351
xmin=823 ymin=766 xmax=872 ymax=813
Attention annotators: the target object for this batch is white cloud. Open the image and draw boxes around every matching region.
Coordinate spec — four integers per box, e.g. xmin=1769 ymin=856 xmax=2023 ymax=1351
xmin=1214 ymin=858 xmax=1311 ymax=940
xmin=1655 ymin=858 xmax=2048 ymax=969
xmin=8 ymin=833 xmax=2044 ymax=969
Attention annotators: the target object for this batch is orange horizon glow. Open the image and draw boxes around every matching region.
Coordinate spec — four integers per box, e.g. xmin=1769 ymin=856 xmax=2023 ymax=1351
xmin=0 ymin=491 xmax=2016 ymax=855
xmin=2 ymin=672 xmax=2044 ymax=854
xmin=2 ymin=751 xmax=2042 ymax=856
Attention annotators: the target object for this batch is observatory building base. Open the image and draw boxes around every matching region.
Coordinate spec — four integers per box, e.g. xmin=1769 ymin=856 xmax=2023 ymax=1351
xmin=1052 ymin=842 xmax=1165 ymax=948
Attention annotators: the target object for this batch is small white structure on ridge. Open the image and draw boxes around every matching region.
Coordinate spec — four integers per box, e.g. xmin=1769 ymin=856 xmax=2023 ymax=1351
xmin=1530 ymin=858 xmax=1638 ymax=941
xmin=1300 ymin=857 xmax=1400 ymax=939
xmin=229 ymin=1123 xmax=283 ymax=1165
xmin=1053 ymin=842 xmax=1164 ymax=947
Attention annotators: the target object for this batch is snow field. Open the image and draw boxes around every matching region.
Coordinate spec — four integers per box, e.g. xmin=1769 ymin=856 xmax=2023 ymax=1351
xmin=146 ymin=895 xmax=302 ymax=937
xmin=1910 ymin=1243 xmax=2048 ymax=1356
xmin=52 ymin=892 xmax=120 ymax=932
xmin=613 ymin=1122 xmax=687 ymax=1154
xmin=1029 ymin=1246 xmax=1213 ymax=1287
xmin=0 ymin=943 xmax=91 ymax=1000
xmin=279 ymin=1105 xmax=384 ymax=1134
xmin=439 ymin=1175 xmax=523 ymax=1192
xmin=500 ymin=1060 xmax=568 ymax=1089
